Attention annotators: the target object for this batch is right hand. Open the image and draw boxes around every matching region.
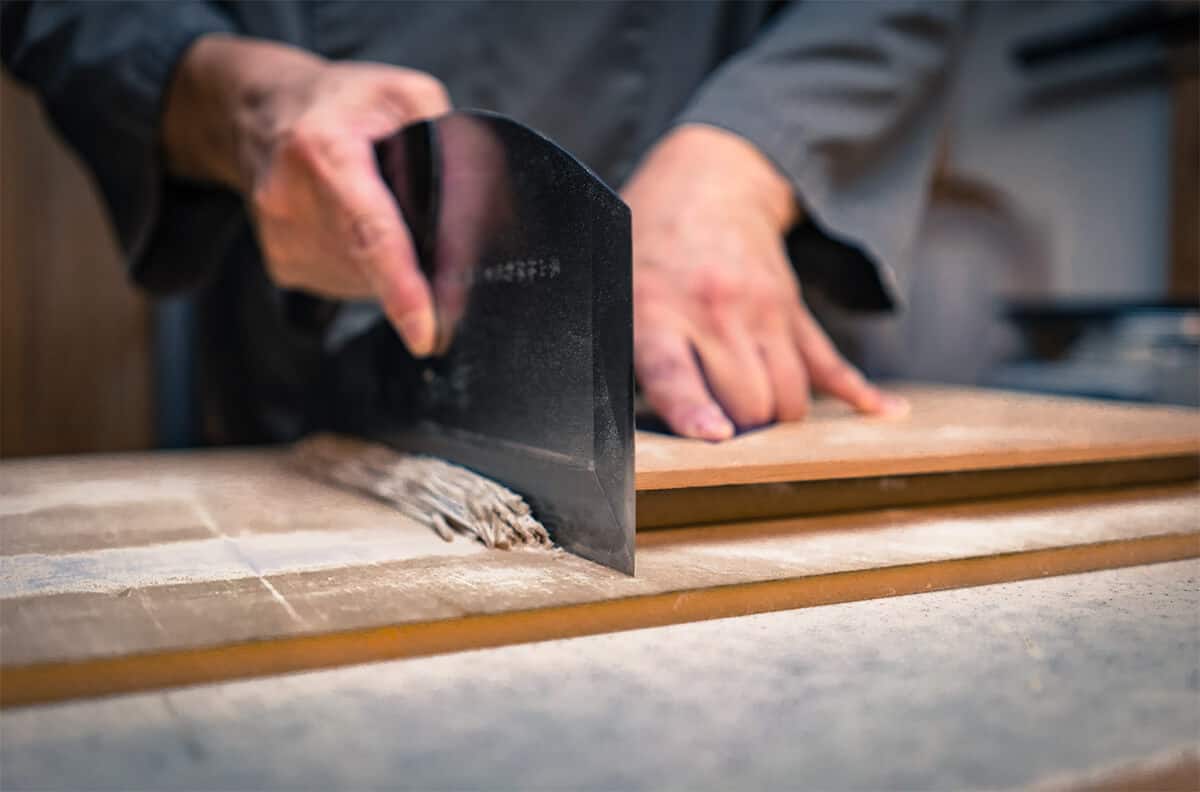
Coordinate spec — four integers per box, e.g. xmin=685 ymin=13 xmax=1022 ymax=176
xmin=164 ymin=35 xmax=452 ymax=357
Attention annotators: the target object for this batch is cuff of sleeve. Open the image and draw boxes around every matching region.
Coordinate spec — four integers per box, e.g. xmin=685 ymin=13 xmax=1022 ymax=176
xmin=117 ymin=14 xmax=241 ymax=293
xmin=123 ymin=15 xmax=232 ymax=144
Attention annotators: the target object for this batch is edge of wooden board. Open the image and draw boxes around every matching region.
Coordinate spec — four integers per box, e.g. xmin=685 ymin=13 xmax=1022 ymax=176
xmin=635 ymin=441 xmax=1200 ymax=490
xmin=1053 ymin=751 xmax=1200 ymax=792
xmin=4 ymin=530 xmax=1197 ymax=709
xmin=637 ymin=455 xmax=1200 ymax=529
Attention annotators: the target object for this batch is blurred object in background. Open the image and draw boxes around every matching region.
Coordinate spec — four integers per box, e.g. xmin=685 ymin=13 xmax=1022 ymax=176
xmin=817 ymin=171 xmax=1046 ymax=387
xmin=0 ymin=75 xmax=154 ymax=458
xmin=830 ymin=0 xmax=1198 ymax=405
xmin=991 ymin=300 xmax=1200 ymax=406
xmin=989 ymin=0 xmax=1199 ymax=406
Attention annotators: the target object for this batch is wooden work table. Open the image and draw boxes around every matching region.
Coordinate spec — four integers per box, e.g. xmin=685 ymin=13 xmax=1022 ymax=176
xmin=1 ymin=385 xmax=1198 ymax=789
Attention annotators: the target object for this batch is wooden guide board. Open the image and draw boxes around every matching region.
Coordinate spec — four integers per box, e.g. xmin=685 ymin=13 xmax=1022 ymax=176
xmin=1 ymin=386 xmax=1198 ymax=705
xmin=635 ymin=385 xmax=1200 ymax=490
xmin=635 ymin=384 xmax=1200 ymax=526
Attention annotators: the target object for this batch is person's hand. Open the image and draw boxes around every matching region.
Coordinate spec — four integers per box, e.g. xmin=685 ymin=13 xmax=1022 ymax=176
xmin=624 ymin=124 xmax=908 ymax=441
xmin=164 ymin=35 xmax=450 ymax=357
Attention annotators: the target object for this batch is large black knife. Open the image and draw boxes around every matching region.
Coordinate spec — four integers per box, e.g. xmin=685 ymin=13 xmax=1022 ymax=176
xmin=325 ymin=110 xmax=634 ymax=574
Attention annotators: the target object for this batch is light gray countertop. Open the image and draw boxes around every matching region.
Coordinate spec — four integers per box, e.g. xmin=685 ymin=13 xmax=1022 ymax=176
xmin=3 ymin=560 xmax=1198 ymax=791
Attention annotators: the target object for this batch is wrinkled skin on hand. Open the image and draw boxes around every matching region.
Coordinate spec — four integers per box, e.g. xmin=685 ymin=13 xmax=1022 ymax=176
xmin=624 ymin=124 xmax=908 ymax=441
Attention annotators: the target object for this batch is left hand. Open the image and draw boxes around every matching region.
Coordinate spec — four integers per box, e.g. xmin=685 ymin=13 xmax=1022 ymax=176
xmin=624 ymin=124 xmax=908 ymax=441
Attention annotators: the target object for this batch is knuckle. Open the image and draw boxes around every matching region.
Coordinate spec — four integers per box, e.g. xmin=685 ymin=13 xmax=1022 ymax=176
xmin=694 ymin=269 xmax=740 ymax=311
xmin=730 ymin=394 xmax=773 ymax=428
xmin=405 ymin=72 xmax=450 ymax=104
xmin=278 ymin=123 xmax=320 ymax=163
xmin=639 ymin=354 xmax=687 ymax=388
xmin=250 ymin=180 xmax=285 ymax=219
xmin=691 ymin=272 xmax=744 ymax=324
xmin=777 ymin=392 xmax=810 ymax=422
xmin=347 ymin=213 xmax=386 ymax=253
xmin=344 ymin=213 xmax=400 ymax=266
xmin=805 ymin=356 xmax=838 ymax=381
xmin=635 ymin=337 xmax=688 ymax=387
xmin=264 ymin=257 xmax=300 ymax=289
xmin=381 ymin=72 xmax=451 ymax=114
xmin=280 ymin=121 xmax=352 ymax=171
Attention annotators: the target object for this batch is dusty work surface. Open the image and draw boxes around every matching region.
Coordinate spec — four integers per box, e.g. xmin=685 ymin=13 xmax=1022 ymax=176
xmin=3 ymin=386 xmax=1198 ymax=704
xmin=3 ymin=560 xmax=1197 ymax=791
xmin=1 ymin=431 xmax=1197 ymax=704
xmin=635 ymin=384 xmax=1200 ymax=489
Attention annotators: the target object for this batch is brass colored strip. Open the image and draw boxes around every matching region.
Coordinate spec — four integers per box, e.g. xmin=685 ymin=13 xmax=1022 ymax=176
xmin=3 ymin=531 xmax=1197 ymax=709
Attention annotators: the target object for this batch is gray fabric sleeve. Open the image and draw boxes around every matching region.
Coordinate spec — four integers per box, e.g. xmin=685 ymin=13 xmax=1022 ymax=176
xmin=675 ymin=0 xmax=970 ymax=310
xmin=1 ymin=0 xmax=241 ymax=293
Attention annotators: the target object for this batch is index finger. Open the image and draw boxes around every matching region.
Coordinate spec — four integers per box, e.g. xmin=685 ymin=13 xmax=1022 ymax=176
xmin=335 ymin=143 xmax=438 ymax=357
xmin=792 ymin=307 xmax=909 ymax=418
xmin=636 ymin=329 xmax=735 ymax=441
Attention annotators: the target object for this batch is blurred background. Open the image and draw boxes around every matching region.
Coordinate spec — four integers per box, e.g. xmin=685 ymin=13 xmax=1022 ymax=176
xmin=2 ymin=0 xmax=1197 ymax=459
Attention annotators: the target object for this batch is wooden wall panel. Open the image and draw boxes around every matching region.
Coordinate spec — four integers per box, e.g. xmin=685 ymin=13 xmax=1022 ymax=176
xmin=0 ymin=75 xmax=154 ymax=457
xmin=1168 ymin=53 xmax=1198 ymax=301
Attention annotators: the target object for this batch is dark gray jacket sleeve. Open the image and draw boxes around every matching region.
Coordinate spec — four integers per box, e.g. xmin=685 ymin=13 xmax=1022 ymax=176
xmin=675 ymin=1 xmax=969 ymax=310
xmin=1 ymin=1 xmax=242 ymax=293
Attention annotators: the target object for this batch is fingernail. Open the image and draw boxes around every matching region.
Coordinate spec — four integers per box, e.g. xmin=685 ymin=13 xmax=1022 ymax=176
xmin=397 ymin=310 xmax=436 ymax=358
xmin=878 ymin=393 xmax=911 ymax=418
xmin=689 ymin=408 xmax=734 ymax=441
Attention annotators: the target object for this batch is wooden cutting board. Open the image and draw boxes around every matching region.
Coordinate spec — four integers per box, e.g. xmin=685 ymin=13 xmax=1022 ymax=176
xmin=635 ymin=385 xmax=1200 ymax=526
xmin=636 ymin=384 xmax=1200 ymax=489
